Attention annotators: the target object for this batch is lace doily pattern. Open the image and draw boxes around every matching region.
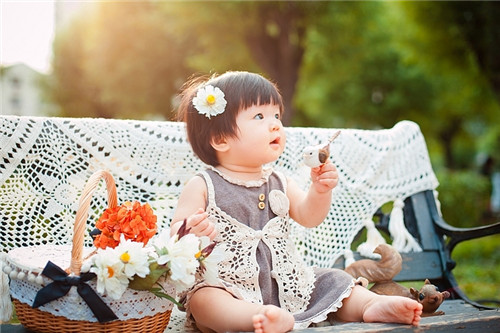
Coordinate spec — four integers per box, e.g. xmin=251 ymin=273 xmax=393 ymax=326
xmin=261 ymin=213 xmax=315 ymax=313
xmin=1 ymin=116 xmax=439 ymax=331
xmin=0 ymin=116 xmax=200 ymax=251
xmin=0 ymin=116 xmax=438 ymax=268
xmin=277 ymin=121 xmax=439 ymax=267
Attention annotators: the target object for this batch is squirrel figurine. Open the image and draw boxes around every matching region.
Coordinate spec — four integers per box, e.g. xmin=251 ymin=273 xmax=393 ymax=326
xmin=345 ymin=244 xmax=450 ymax=316
xmin=303 ymin=130 xmax=341 ymax=168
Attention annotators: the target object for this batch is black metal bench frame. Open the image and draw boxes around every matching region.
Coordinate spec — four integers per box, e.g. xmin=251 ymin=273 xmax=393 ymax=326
xmin=336 ymin=190 xmax=500 ymax=309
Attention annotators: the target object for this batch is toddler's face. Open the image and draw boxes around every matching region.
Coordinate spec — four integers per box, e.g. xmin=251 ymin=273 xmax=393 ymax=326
xmin=226 ymin=103 xmax=285 ymax=168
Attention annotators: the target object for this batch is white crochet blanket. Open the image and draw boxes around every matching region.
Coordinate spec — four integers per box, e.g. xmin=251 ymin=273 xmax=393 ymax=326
xmin=0 ymin=116 xmax=439 ymax=330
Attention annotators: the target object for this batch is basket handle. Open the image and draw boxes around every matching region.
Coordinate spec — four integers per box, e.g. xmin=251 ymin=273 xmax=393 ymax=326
xmin=70 ymin=170 xmax=118 ymax=275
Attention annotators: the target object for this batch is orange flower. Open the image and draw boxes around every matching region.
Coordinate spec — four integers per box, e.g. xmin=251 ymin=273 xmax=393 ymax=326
xmin=93 ymin=201 xmax=158 ymax=249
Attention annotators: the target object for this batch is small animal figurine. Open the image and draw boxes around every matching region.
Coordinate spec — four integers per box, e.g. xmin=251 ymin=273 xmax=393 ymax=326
xmin=344 ymin=244 xmax=403 ymax=284
xmin=410 ymin=279 xmax=451 ymax=315
xmin=302 ymin=130 xmax=341 ymax=168
xmin=345 ymin=244 xmax=451 ymax=316
xmin=370 ymin=279 xmax=450 ymax=316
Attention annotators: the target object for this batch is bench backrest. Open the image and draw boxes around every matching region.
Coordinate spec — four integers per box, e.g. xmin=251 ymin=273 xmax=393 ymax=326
xmin=0 ymin=116 xmax=439 ymax=271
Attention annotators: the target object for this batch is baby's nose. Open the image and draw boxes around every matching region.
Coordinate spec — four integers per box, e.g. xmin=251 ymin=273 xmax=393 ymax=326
xmin=270 ymin=119 xmax=281 ymax=131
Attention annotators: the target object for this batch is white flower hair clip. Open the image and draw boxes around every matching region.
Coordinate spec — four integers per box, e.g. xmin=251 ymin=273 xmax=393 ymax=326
xmin=192 ymin=85 xmax=227 ymax=119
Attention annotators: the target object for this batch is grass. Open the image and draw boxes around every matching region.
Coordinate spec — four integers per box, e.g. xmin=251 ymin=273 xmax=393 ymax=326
xmin=451 ymin=234 xmax=500 ymax=306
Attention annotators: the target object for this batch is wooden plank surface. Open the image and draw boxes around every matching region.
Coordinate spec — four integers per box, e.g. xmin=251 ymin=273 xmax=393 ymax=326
xmin=296 ymin=300 xmax=500 ymax=333
xmin=2 ymin=300 xmax=498 ymax=332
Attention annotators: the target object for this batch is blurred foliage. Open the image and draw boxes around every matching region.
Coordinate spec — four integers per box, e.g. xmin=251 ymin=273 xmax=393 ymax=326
xmin=436 ymin=170 xmax=490 ymax=228
xmin=478 ymin=125 xmax=500 ymax=172
xmin=452 ymin=234 xmax=500 ymax=305
xmin=162 ymin=1 xmax=330 ymax=125
xmin=46 ymin=1 xmax=500 ymax=224
xmin=50 ymin=2 xmax=188 ymax=119
xmin=296 ymin=2 xmax=435 ymax=129
xmin=48 ymin=1 xmax=500 ymax=160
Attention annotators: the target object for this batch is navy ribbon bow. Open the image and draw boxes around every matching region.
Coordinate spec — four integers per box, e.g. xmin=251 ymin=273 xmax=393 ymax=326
xmin=32 ymin=261 xmax=118 ymax=323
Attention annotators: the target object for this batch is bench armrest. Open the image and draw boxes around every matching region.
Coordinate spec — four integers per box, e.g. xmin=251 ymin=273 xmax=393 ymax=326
xmin=423 ymin=190 xmax=500 ymax=309
xmin=424 ymin=190 xmax=500 ymax=253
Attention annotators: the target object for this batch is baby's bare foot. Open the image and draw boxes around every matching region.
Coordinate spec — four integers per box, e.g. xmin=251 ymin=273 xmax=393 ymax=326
xmin=363 ymin=295 xmax=423 ymax=326
xmin=252 ymin=305 xmax=294 ymax=333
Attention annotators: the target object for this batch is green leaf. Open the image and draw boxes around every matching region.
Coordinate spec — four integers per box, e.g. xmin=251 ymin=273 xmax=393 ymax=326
xmin=128 ymin=262 xmax=169 ymax=290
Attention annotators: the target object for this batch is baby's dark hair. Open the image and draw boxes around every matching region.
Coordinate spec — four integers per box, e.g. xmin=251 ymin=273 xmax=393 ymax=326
xmin=176 ymin=71 xmax=284 ymax=166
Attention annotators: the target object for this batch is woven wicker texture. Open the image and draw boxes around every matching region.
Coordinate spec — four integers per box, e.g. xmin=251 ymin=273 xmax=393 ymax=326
xmin=14 ymin=299 xmax=171 ymax=333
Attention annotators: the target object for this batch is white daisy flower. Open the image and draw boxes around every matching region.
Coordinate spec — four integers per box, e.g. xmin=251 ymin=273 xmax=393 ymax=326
xmin=151 ymin=228 xmax=172 ymax=251
xmin=90 ymin=248 xmax=129 ymax=300
xmin=192 ymin=85 xmax=227 ymax=118
xmin=157 ymin=233 xmax=201 ymax=291
xmin=114 ymin=235 xmax=151 ymax=278
xmin=200 ymin=243 xmax=224 ymax=285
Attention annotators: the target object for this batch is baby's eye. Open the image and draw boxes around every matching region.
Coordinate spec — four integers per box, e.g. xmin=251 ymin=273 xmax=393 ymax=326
xmin=254 ymin=113 xmax=264 ymax=120
xmin=275 ymin=113 xmax=280 ymax=120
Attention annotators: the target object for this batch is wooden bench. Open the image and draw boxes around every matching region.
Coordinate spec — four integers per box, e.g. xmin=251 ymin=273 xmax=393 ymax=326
xmin=1 ymin=115 xmax=499 ymax=332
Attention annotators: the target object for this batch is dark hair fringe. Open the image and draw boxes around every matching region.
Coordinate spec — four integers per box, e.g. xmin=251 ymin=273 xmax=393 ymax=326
xmin=175 ymin=71 xmax=284 ymax=166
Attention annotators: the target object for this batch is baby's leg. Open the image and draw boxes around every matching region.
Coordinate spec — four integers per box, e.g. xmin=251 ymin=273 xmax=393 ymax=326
xmin=336 ymin=285 xmax=423 ymax=326
xmin=189 ymin=286 xmax=294 ymax=333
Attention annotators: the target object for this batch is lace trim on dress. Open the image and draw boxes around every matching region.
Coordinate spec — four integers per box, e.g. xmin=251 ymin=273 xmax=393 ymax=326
xmin=199 ymin=169 xmax=316 ymax=314
xmin=200 ymin=170 xmax=264 ymax=303
xmin=207 ymin=165 xmax=273 ymax=188
xmin=293 ymin=279 xmax=357 ymax=329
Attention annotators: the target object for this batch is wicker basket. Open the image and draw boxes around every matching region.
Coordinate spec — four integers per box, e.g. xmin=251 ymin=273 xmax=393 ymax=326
xmin=5 ymin=170 xmax=173 ymax=333
xmin=14 ymin=299 xmax=171 ymax=333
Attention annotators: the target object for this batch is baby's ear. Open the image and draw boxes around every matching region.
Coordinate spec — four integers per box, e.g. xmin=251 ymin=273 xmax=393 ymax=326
xmin=211 ymin=135 xmax=229 ymax=152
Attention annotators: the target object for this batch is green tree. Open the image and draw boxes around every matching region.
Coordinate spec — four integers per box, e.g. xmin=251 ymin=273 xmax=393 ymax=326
xmin=159 ymin=1 xmax=328 ymax=125
xmin=404 ymin=2 xmax=500 ymax=103
xmin=295 ymin=1 xmax=499 ymax=171
xmin=398 ymin=1 xmax=500 ymax=169
xmin=51 ymin=2 xmax=188 ymax=119
xmin=50 ymin=1 xmax=329 ymax=123
xmin=296 ymin=2 xmax=434 ymax=129
xmin=51 ymin=15 xmax=103 ymax=118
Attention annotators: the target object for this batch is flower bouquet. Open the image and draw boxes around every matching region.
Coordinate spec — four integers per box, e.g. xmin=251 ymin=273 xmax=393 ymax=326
xmin=1 ymin=170 xmax=221 ymax=333
xmin=86 ymin=201 xmax=220 ymax=306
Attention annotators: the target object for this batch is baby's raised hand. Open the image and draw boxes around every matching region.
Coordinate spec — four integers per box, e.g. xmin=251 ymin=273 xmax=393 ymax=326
xmin=186 ymin=208 xmax=217 ymax=240
xmin=310 ymin=160 xmax=339 ymax=193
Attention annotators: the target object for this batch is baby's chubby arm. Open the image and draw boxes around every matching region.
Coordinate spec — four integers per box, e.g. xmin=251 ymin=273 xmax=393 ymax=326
xmin=170 ymin=176 xmax=217 ymax=240
xmin=288 ymin=160 xmax=338 ymax=228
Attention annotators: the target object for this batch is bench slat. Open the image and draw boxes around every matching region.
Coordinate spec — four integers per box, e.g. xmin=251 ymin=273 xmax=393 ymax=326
xmin=295 ymin=300 xmax=500 ymax=332
xmin=3 ymin=301 xmax=498 ymax=332
xmin=334 ymin=251 xmax=443 ymax=281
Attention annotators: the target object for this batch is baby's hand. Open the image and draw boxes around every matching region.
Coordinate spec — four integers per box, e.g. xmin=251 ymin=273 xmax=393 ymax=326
xmin=310 ymin=160 xmax=338 ymax=193
xmin=186 ymin=208 xmax=217 ymax=240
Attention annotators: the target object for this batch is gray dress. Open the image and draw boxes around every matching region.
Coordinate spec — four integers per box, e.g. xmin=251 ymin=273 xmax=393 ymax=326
xmin=183 ymin=168 xmax=355 ymax=329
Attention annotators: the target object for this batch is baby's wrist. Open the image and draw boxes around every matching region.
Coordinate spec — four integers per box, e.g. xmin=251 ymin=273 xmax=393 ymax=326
xmin=311 ymin=184 xmax=333 ymax=195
